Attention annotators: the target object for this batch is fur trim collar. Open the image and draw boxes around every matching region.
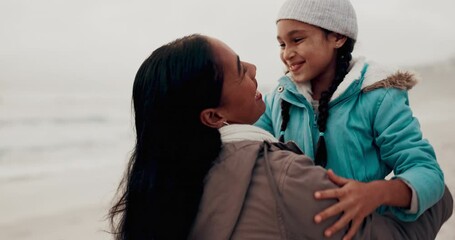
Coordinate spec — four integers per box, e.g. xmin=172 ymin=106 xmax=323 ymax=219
xmin=362 ymin=71 xmax=418 ymax=92
xmin=285 ymin=57 xmax=419 ymax=103
xmin=335 ymin=57 xmax=419 ymax=98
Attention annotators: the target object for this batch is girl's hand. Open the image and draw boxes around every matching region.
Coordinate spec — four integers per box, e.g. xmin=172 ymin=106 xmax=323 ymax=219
xmin=313 ymin=169 xmax=384 ymax=240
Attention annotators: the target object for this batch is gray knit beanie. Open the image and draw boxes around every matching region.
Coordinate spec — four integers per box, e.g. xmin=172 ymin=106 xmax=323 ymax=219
xmin=277 ymin=0 xmax=358 ymax=40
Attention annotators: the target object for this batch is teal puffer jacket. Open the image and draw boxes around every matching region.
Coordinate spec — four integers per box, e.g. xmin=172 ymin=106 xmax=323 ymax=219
xmin=255 ymin=58 xmax=444 ymax=222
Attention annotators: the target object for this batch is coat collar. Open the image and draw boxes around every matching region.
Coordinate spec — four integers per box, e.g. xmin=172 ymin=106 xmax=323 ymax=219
xmin=219 ymin=124 xmax=278 ymax=143
xmin=276 ymin=57 xmax=418 ymax=105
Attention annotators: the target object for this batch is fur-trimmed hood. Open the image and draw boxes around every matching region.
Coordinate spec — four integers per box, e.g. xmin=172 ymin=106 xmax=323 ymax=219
xmin=291 ymin=57 xmax=420 ymax=103
xmin=332 ymin=57 xmax=418 ymax=99
xmin=331 ymin=57 xmax=419 ymax=100
xmin=362 ymin=71 xmax=417 ymax=92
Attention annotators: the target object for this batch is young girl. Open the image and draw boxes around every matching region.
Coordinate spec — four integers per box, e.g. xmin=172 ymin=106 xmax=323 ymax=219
xmin=109 ymin=34 xmax=451 ymax=240
xmin=255 ymin=0 xmax=446 ymax=238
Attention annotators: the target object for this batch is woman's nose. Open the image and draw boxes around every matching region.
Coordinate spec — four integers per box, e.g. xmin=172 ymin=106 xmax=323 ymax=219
xmin=246 ymin=62 xmax=258 ymax=87
xmin=250 ymin=63 xmax=257 ymax=77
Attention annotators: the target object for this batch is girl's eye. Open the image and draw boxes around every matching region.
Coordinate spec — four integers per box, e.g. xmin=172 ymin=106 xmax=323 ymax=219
xmin=279 ymin=43 xmax=285 ymax=49
xmin=293 ymin=38 xmax=304 ymax=43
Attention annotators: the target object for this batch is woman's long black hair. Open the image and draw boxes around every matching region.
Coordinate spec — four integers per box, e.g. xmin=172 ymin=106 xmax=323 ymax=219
xmin=280 ymin=31 xmax=355 ymax=167
xmin=109 ymin=34 xmax=224 ymax=239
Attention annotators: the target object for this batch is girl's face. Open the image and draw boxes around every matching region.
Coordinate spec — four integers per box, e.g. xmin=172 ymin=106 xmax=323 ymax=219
xmin=277 ymin=20 xmax=340 ymax=84
xmin=207 ymin=38 xmax=265 ymax=125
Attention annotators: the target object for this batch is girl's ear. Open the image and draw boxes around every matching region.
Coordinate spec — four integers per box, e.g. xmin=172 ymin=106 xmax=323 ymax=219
xmin=200 ymin=108 xmax=226 ymax=129
xmin=330 ymin=33 xmax=347 ymax=49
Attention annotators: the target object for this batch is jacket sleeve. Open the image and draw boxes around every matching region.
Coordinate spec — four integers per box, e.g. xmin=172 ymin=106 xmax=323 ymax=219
xmin=279 ymin=149 xmax=452 ymax=240
xmin=280 ymin=154 xmax=346 ymax=240
xmin=373 ymin=88 xmax=444 ymax=221
xmin=354 ymin=185 xmax=453 ymax=240
xmin=254 ymin=91 xmax=276 ymax=135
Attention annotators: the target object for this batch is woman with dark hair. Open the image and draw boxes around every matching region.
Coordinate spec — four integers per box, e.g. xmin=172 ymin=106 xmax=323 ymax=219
xmin=109 ymin=34 xmax=225 ymax=239
xmin=109 ymin=34 xmax=452 ymax=240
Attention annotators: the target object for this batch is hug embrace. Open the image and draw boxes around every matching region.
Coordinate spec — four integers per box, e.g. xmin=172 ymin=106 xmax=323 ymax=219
xmin=109 ymin=0 xmax=453 ymax=239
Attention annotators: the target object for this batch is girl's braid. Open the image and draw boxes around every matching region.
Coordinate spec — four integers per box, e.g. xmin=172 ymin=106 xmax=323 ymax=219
xmin=314 ymin=38 xmax=355 ymax=167
xmin=279 ymin=99 xmax=291 ymax=142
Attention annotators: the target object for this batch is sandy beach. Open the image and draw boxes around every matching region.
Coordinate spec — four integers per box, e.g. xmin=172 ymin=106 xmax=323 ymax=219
xmin=1 ymin=58 xmax=454 ymax=239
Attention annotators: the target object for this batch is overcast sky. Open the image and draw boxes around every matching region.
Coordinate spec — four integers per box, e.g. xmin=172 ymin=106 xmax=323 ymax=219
xmin=1 ymin=0 xmax=454 ymax=90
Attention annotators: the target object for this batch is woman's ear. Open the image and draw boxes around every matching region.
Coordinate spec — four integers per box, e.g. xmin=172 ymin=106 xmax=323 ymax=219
xmin=200 ymin=108 xmax=226 ymax=129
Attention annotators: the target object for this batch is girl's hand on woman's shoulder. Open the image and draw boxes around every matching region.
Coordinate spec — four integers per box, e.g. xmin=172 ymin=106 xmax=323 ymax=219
xmin=313 ymin=170 xmax=384 ymax=240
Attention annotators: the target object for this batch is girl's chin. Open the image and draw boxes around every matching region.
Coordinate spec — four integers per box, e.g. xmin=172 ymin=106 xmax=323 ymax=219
xmin=291 ymin=74 xmax=308 ymax=83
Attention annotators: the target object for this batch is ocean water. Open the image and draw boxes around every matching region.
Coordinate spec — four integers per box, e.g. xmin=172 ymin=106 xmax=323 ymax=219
xmin=0 ymin=80 xmax=134 ymax=183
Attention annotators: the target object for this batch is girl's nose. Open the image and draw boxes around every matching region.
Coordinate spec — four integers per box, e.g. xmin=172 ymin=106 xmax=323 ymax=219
xmin=282 ymin=46 xmax=296 ymax=60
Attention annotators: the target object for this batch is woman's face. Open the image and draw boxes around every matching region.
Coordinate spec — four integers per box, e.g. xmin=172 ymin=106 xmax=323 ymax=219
xmin=208 ymin=37 xmax=265 ymax=125
xmin=277 ymin=20 xmax=339 ymax=84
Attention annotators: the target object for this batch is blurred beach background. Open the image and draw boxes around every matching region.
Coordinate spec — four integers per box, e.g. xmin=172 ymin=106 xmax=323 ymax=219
xmin=1 ymin=0 xmax=454 ymax=239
